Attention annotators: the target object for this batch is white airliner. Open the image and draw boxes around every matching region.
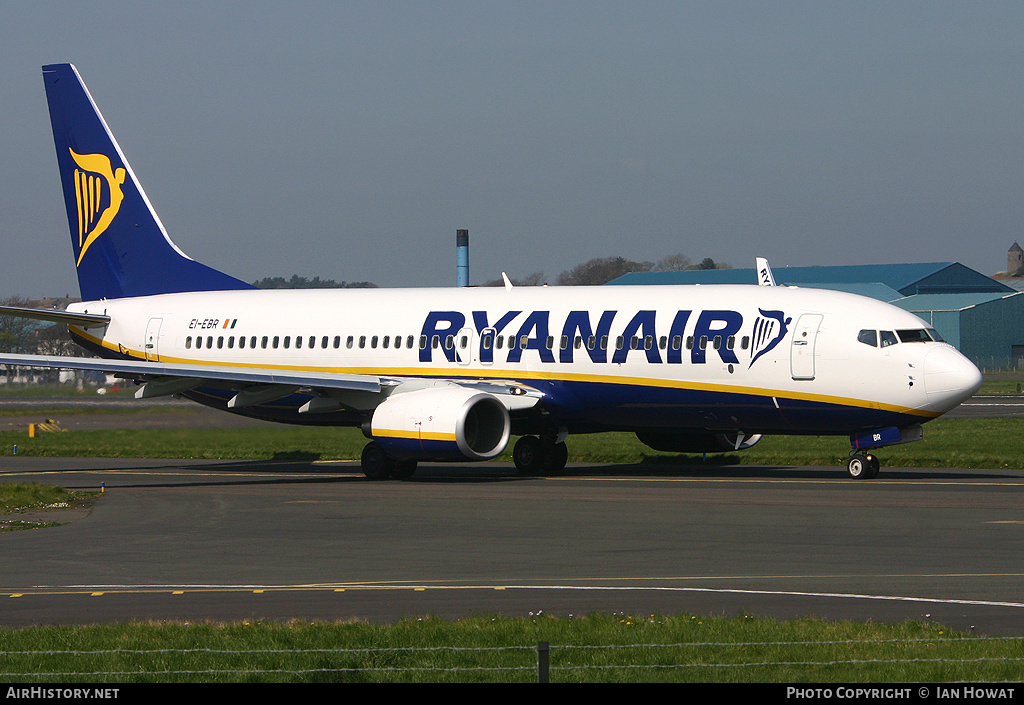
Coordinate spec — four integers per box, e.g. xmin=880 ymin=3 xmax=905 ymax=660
xmin=0 ymin=64 xmax=983 ymax=480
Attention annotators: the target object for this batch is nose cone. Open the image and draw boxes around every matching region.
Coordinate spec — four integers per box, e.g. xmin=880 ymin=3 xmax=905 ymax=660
xmin=924 ymin=346 xmax=983 ymax=412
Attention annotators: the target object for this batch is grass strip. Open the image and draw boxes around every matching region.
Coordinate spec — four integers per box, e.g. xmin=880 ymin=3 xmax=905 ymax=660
xmin=0 ymin=614 xmax=1018 ymax=683
xmin=0 ymin=483 xmax=97 ymax=531
xmin=0 ymin=482 xmax=90 ymax=514
xmin=0 ymin=417 xmax=1020 ymax=469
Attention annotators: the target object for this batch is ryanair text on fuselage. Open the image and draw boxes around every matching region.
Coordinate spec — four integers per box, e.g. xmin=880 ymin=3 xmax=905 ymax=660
xmin=418 ymin=307 xmax=791 ymax=366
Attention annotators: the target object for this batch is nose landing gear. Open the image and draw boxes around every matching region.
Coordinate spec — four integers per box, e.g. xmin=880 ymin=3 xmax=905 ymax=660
xmin=846 ymin=452 xmax=880 ymax=479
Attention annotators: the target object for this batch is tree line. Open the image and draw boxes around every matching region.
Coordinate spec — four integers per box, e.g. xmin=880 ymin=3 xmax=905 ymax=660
xmin=251 ymin=253 xmax=731 ymax=290
xmin=484 ymin=253 xmax=731 ymax=287
xmin=252 ymin=275 xmax=377 ymax=289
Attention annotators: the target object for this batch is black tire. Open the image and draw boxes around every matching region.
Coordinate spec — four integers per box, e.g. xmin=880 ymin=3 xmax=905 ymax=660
xmin=865 ymin=453 xmax=880 ymax=479
xmin=390 ymin=460 xmax=418 ymax=480
xmin=847 ymin=453 xmax=877 ymax=479
xmin=549 ymin=441 xmax=569 ymax=473
xmin=361 ymin=442 xmax=394 ymax=480
xmin=513 ymin=436 xmax=546 ymax=475
xmin=513 ymin=436 xmax=568 ymax=475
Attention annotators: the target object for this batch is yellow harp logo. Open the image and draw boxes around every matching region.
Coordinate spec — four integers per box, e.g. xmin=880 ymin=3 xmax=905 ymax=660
xmin=70 ymin=149 xmax=126 ymax=266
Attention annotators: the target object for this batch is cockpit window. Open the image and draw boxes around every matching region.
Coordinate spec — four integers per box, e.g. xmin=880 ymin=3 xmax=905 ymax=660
xmin=897 ymin=329 xmax=932 ymax=343
xmin=860 ymin=328 xmax=943 ymax=348
xmin=857 ymin=329 xmax=877 ymax=347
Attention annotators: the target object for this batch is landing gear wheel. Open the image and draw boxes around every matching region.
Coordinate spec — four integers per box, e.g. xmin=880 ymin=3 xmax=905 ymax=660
xmin=549 ymin=441 xmax=569 ymax=473
xmin=513 ymin=436 xmax=568 ymax=475
xmin=361 ymin=442 xmax=396 ymax=480
xmin=390 ymin=460 xmax=418 ymax=480
xmin=847 ymin=453 xmax=880 ymax=479
xmin=866 ymin=453 xmax=880 ymax=478
xmin=513 ymin=435 xmax=546 ymax=475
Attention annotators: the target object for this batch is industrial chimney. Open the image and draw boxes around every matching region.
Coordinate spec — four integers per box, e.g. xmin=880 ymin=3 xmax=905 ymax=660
xmin=457 ymin=229 xmax=469 ymax=287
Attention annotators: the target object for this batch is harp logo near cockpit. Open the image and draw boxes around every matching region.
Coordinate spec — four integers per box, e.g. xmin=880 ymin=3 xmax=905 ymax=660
xmin=749 ymin=308 xmax=792 ymax=368
xmin=69 ymin=149 xmax=126 ymax=266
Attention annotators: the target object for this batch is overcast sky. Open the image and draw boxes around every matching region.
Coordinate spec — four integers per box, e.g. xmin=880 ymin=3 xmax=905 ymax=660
xmin=1 ymin=1 xmax=1022 ymax=298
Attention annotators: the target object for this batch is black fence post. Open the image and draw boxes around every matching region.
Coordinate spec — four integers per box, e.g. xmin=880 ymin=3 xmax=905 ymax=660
xmin=537 ymin=641 xmax=549 ymax=683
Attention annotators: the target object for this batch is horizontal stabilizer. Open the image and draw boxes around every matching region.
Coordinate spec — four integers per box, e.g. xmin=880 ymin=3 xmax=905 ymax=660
xmin=0 ymin=305 xmax=109 ymax=327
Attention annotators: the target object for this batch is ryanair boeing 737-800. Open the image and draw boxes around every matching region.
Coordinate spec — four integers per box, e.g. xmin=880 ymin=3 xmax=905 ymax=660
xmin=0 ymin=64 xmax=983 ymax=480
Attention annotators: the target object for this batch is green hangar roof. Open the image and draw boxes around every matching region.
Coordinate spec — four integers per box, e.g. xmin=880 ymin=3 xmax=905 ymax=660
xmin=609 ymin=262 xmax=1012 ymax=297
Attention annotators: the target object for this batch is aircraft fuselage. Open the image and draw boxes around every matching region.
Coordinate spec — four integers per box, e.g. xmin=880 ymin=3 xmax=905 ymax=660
xmin=66 ymin=283 xmax=978 ymax=438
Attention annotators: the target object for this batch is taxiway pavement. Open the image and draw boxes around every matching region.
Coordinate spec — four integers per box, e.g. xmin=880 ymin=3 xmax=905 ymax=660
xmin=1 ymin=455 xmax=1022 ymax=635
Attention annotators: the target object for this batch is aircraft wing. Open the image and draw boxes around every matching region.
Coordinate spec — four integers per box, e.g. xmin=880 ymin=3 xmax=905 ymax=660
xmin=0 ymin=352 xmax=382 ymax=394
xmin=0 ymin=353 xmax=541 ymax=412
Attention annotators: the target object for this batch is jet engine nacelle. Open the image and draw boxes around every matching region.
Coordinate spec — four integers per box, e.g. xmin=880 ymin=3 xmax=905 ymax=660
xmin=369 ymin=386 xmax=511 ymax=461
xmin=636 ymin=430 xmax=763 ymax=453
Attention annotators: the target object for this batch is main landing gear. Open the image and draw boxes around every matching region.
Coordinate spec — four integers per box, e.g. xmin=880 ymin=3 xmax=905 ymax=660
xmin=846 ymin=452 xmax=880 ymax=480
xmin=359 ymin=435 xmax=570 ymax=480
xmin=512 ymin=435 xmax=569 ymax=476
xmin=360 ymin=442 xmax=417 ymax=480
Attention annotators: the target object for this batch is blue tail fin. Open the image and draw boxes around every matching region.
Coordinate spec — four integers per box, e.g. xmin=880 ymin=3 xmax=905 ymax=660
xmin=42 ymin=64 xmax=254 ymax=300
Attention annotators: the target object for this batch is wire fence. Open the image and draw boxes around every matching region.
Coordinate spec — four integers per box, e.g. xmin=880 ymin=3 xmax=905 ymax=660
xmin=2 ymin=636 xmax=1023 ymax=682
xmin=971 ymin=356 xmax=1024 ymax=373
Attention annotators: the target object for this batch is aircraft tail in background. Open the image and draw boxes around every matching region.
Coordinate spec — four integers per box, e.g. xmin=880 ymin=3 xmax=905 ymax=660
xmin=42 ymin=63 xmax=253 ymax=301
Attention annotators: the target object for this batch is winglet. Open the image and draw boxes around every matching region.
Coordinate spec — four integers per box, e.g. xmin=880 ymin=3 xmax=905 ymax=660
xmin=501 ymin=272 xmax=514 ymax=291
xmin=756 ymin=257 xmax=776 ymax=287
